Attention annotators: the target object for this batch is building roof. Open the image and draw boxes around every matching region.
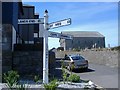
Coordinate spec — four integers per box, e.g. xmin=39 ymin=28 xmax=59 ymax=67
xmin=23 ymin=4 xmax=34 ymax=7
xmin=61 ymin=31 xmax=105 ymax=37
xmin=35 ymin=13 xmax=39 ymax=15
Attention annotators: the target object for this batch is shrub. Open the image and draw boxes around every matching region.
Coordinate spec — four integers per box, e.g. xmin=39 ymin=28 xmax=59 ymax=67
xmin=61 ymin=60 xmax=65 ymax=69
xmin=62 ymin=71 xmax=68 ymax=84
xmin=34 ymin=75 xmax=41 ymax=83
xmin=68 ymin=74 xmax=80 ymax=83
xmin=44 ymin=79 xmax=58 ymax=90
xmin=61 ymin=60 xmax=68 ymax=83
xmin=3 ymin=70 xmax=19 ymax=89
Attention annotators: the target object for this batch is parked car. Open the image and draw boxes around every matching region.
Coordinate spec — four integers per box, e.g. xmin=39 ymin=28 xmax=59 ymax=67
xmin=63 ymin=54 xmax=88 ymax=71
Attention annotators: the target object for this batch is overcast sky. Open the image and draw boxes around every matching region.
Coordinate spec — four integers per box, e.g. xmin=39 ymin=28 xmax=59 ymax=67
xmin=23 ymin=2 xmax=118 ymax=49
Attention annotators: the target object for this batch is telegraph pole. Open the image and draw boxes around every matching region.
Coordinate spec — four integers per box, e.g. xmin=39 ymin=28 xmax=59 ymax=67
xmin=43 ymin=10 xmax=49 ymax=84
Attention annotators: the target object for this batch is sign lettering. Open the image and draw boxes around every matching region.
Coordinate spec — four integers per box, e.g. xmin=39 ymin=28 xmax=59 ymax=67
xmin=48 ymin=31 xmax=72 ymax=39
xmin=49 ymin=18 xmax=71 ymax=29
xmin=18 ymin=18 xmax=44 ymax=24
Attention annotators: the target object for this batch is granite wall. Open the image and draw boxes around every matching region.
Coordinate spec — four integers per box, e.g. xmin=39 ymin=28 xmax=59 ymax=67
xmin=13 ymin=51 xmax=55 ymax=79
xmin=56 ymin=49 xmax=118 ymax=67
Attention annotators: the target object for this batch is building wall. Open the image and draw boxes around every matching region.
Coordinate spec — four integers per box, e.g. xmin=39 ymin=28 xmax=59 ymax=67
xmin=56 ymin=50 xmax=118 ymax=67
xmin=2 ymin=2 xmax=18 ymax=32
xmin=13 ymin=51 xmax=55 ymax=78
xmin=2 ymin=24 xmax=13 ymax=78
xmin=60 ymin=39 xmax=66 ymax=50
xmin=61 ymin=37 xmax=105 ymax=50
xmin=18 ymin=6 xmax=35 ymax=44
xmin=1 ymin=2 xmax=19 ymax=82
xmin=34 ymin=14 xmax=39 ymax=33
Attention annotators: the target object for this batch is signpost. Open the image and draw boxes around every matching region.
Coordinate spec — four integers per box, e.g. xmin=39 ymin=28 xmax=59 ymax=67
xmin=48 ymin=31 xmax=72 ymax=39
xmin=43 ymin=10 xmax=49 ymax=84
xmin=18 ymin=18 xmax=44 ymax=24
xmin=49 ymin=18 xmax=71 ymax=29
xmin=18 ymin=10 xmax=71 ymax=84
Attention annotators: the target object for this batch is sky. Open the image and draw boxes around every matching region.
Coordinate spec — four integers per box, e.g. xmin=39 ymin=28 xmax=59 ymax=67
xmin=23 ymin=2 xmax=118 ymax=49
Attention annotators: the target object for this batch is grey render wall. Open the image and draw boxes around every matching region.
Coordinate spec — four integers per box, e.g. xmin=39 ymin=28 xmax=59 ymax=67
xmin=18 ymin=6 xmax=35 ymax=43
xmin=60 ymin=37 xmax=105 ymax=50
xmin=2 ymin=25 xmax=13 ymax=76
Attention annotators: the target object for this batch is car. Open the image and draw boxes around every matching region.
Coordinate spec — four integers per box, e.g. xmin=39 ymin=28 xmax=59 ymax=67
xmin=63 ymin=54 xmax=88 ymax=71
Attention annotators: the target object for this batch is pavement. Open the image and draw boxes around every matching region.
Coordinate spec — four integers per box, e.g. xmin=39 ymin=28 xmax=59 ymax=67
xmin=70 ymin=63 xmax=119 ymax=89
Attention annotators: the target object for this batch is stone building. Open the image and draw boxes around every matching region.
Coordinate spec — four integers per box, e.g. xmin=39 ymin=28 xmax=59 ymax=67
xmin=1 ymin=2 xmax=55 ymax=81
xmin=60 ymin=31 xmax=105 ymax=50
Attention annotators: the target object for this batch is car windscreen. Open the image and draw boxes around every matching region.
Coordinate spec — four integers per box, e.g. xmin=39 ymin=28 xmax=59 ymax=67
xmin=71 ymin=56 xmax=84 ymax=60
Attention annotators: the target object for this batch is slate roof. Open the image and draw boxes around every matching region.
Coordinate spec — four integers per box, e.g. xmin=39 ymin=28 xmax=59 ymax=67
xmin=61 ymin=31 xmax=105 ymax=37
xmin=23 ymin=4 xmax=34 ymax=7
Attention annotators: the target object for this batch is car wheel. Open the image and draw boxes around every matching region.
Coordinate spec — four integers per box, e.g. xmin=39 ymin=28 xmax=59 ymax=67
xmin=84 ymin=67 xmax=88 ymax=71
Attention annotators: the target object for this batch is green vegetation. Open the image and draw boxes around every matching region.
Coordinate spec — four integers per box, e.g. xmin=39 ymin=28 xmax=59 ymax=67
xmin=44 ymin=79 xmax=59 ymax=90
xmin=3 ymin=70 xmax=19 ymax=89
xmin=67 ymin=74 xmax=80 ymax=83
xmin=111 ymin=46 xmax=120 ymax=51
xmin=69 ymin=63 xmax=75 ymax=75
xmin=3 ymin=70 xmax=29 ymax=89
xmin=61 ymin=60 xmax=81 ymax=84
xmin=61 ymin=60 xmax=68 ymax=83
xmin=34 ymin=75 xmax=41 ymax=83
xmin=73 ymin=48 xmax=81 ymax=51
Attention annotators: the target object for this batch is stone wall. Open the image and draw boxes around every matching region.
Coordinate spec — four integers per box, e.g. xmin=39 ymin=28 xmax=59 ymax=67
xmin=56 ymin=49 xmax=118 ymax=67
xmin=13 ymin=51 xmax=55 ymax=79
xmin=1 ymin=25 xmax=56 ymax=81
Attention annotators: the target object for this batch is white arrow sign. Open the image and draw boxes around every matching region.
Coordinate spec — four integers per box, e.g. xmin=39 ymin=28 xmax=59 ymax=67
xmin=49 ymin=18 xmax=71 ymax=29
xmin=48 ymin=31 xmax=72 ymax=39
xmin=18 ymin=18 xmax=44 ymax=24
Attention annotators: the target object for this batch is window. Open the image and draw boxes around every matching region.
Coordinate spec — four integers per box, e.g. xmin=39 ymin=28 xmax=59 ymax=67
xmin=34 ymin=33 xmax=38 ymax=38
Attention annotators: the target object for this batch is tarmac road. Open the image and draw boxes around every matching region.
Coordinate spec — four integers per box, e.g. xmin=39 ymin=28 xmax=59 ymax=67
xmin=70 ymin=63 xmax=118 ymax=89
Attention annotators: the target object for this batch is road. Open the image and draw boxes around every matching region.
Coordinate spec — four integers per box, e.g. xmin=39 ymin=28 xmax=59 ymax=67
xmin=68 ymin=63 xmax=118 ymax=89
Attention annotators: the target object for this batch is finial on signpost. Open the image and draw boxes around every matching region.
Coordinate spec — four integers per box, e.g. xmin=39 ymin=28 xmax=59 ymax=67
xmin=45 ymin=9 xmax=48 ymax=13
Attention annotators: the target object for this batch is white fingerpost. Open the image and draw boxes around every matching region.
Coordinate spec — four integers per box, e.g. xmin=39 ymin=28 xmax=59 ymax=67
xmin=43 ymin=10 xmax=49 ymax=84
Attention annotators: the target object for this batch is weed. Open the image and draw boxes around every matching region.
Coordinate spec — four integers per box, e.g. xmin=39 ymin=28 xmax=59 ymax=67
xmin=68 ymin=74 xmax=80 ymax=83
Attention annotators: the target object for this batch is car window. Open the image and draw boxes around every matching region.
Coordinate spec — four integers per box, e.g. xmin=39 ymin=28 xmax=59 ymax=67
xmin=71 ymin=56 xmax=84 ymax=60
xmin=65 ymin=56 xmax=70 ymax=60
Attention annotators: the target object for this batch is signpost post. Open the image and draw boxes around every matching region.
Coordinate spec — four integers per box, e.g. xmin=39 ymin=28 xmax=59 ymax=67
xmin=43 ymin=10 xmax=49 ymax=84
xmin=18 ymin=10 xmax=71 ymax=84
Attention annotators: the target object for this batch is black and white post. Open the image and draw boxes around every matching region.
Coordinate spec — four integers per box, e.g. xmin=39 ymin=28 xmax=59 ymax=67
xmin=43 ymin=10 xmax=49 ymax=84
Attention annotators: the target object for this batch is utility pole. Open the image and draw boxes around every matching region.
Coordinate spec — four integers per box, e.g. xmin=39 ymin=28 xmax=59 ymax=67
xmin=43 ymin=10 xmax=49 ymax=84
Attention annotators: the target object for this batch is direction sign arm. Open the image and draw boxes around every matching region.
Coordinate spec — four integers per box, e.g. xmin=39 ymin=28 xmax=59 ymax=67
xmin=48 ymin=31 xmax=72 ymax=39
